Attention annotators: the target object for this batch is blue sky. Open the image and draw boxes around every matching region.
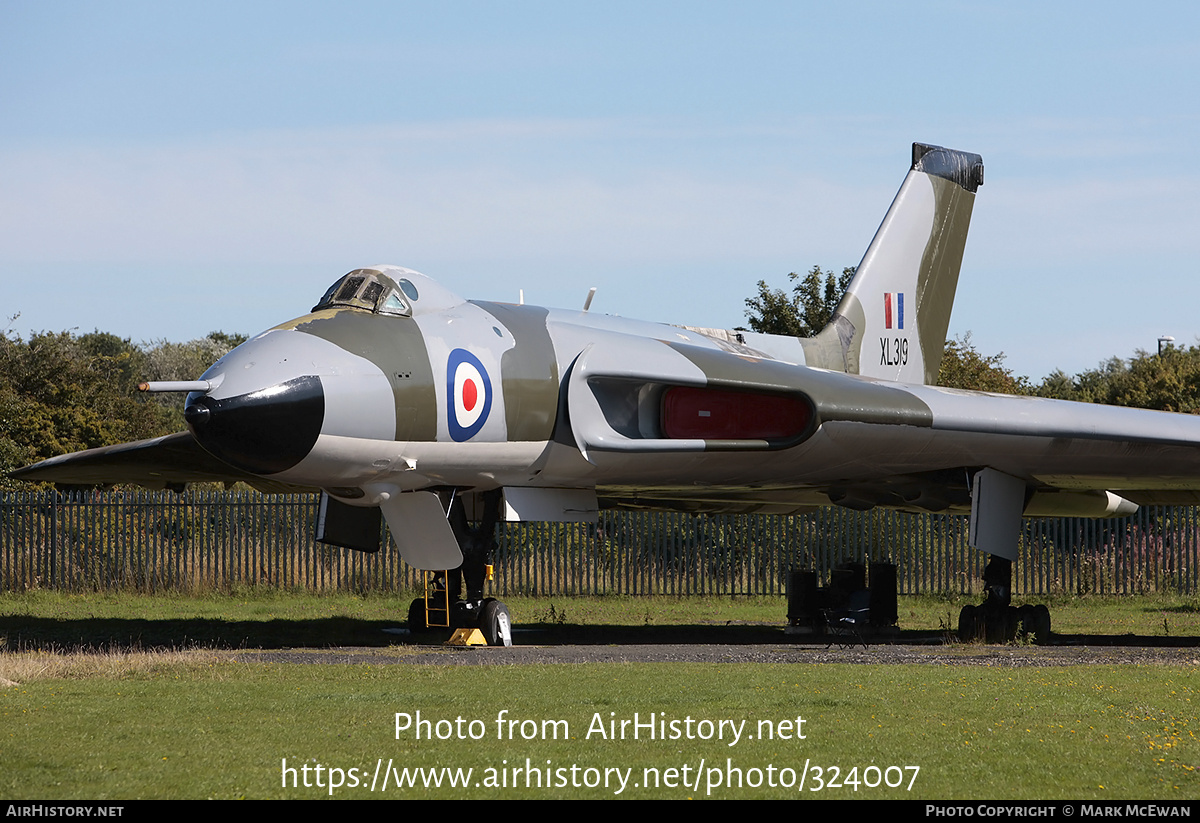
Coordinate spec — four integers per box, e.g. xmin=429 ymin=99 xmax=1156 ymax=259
xmin=2 ymin=1 xmax=1197 ymax=381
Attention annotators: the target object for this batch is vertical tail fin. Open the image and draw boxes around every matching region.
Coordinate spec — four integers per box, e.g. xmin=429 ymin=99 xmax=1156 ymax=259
xmin=802 ymin=142 xmax=983 ymax=384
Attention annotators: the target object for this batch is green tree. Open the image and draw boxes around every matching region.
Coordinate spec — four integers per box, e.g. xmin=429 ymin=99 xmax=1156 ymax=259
xmin=938 ymin=333 xmax=1031 ymax=394
xmin=204 ymin=331 xmax=249 ymax=351
xmin=0 ymin=330 xmax=174 ymax=485
xmin=741 ymin=265 xmax=855 ymax=337
xmin=1037 ymin=345 xmax=1200 ymax=412
xmin=740 ymin=270 xmax=1028 ymax=394
xmin=77 ymin=330 xmax=151 ymax=387
xmin=142 ymin=332 xmax=247 ymax=430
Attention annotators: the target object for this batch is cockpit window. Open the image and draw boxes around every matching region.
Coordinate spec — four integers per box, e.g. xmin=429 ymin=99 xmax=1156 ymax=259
xmin=398 ymin=278 xmax=419 ymax=301
xmin=378 ymin=292 xmax=410 ymax=316
xmin=361 ymin=281 xmax=384 ymax=304
xmin=335 ymin=276 xmax=366 ymax=302
xmin=313 ymin=268 xmax=413 ymax=317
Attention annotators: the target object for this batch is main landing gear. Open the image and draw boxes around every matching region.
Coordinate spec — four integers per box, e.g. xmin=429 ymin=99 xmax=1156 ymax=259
xmin=956 ymin=468 xmax=1053 ymax=644
xmin=407 ymin=489 xmax=513 ymax=646
xmin=957 ymin=556 xmax=1051 ymax=644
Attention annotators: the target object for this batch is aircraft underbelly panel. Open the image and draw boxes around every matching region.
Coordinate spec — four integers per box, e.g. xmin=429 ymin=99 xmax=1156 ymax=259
xmin=272 ymin=435 xmax=556 ymax=489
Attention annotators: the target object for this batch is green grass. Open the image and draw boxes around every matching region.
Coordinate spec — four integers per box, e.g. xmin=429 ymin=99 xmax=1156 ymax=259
xmin=2 ymin=659 xmax=1196 ymax=799
xmin=2 ymin=590 xmax=1199 ymax=799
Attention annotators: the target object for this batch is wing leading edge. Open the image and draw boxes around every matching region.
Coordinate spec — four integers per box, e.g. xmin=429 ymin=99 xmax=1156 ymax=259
xmin=9 ymin=432 xmax=312 ymax=493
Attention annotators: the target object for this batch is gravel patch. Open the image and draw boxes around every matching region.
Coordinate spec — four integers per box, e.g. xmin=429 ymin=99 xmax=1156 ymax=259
xmin=235 ymin=627 xmax=1200 ymax=667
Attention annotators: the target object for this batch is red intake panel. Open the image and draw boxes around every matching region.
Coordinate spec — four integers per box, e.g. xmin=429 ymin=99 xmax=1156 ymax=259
xmin=661 ymin=387 xmax=811 ymax=440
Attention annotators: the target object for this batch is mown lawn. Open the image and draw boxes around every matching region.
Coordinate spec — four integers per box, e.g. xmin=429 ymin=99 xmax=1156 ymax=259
xmin=1 ymin=591 xmax=1197 ymax=799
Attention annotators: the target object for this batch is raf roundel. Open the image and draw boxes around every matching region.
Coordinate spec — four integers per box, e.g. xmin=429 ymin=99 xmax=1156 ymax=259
xmin=447 ymin=348 xmax=492 ymax=441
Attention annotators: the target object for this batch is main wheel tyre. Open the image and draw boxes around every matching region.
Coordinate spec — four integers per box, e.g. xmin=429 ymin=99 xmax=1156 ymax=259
xmin=957 ymin=605 xmax=982 ymax=642
xmin=407 ymin=598 xmax=428 ymax=632
xmin=1031 ymin=604 xmax=1051 ymax=645
xmin=985 ymin=608 xmax=1010 ymax=644
xmin=478 ymin=599 xmax=513 ymax=647
xmin=1002 ymin=607 xmax=1021 ymax=643
xmin=1016 ymin=604 xmax=1036 ymax=638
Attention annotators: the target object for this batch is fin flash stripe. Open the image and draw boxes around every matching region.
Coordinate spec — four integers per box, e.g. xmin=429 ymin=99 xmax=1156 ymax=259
xmin=884 ymin=292 xmax=904 ymax=330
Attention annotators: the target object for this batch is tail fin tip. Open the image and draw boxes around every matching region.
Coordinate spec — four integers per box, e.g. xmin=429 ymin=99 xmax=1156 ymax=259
xmin=912 ymin=142 xmax=985 ymax=193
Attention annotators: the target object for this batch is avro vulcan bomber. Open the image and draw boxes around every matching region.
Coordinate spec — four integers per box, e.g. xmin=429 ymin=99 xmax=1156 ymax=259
xmin=19 ymin=143 xmax=1194 ymax=644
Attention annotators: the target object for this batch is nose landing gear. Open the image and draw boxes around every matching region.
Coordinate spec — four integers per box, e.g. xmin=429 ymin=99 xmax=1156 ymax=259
xmin=408 ymin=489 xmax=513 ymax=647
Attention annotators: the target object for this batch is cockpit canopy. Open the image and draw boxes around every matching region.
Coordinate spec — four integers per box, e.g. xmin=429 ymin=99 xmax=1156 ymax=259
xmin=313 ymin=266 xmax=466 ymax=318
xmin=314 ymin=268 xmax=420 ymax=316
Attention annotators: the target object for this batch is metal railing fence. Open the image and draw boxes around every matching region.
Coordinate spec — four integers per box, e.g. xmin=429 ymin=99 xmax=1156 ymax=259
xmin=2 ymin=491 xmax=1196 ymax=596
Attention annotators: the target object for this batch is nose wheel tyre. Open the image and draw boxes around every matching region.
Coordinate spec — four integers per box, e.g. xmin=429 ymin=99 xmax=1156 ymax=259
xmin=407 ymin=598 xmax=428 ymax=632
xmin=479 ymin=599 xmax=512 ymax=647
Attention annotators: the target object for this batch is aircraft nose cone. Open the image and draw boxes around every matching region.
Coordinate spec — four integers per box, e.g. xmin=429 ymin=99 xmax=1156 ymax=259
xmin=185 ymin=375 xmax=325 ymax=475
